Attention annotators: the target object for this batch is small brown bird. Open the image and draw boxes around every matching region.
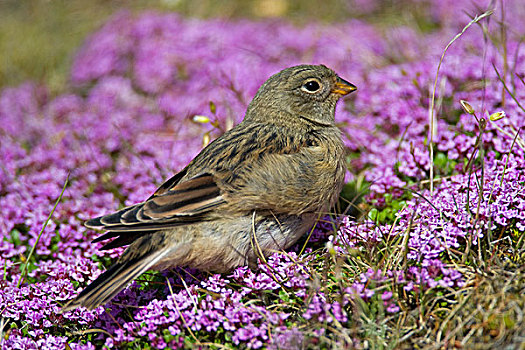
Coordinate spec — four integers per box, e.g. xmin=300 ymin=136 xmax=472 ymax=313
xmin=62 ymin=64 xmax=356 ymax=311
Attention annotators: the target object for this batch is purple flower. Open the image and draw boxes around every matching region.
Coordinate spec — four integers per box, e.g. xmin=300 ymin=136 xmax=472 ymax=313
xmin=1 ymin=4 xmax=524 ymax=348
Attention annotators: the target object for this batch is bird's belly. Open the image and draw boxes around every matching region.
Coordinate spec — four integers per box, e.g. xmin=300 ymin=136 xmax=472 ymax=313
xmin=156 ymin=213 xmax=317 ymax=273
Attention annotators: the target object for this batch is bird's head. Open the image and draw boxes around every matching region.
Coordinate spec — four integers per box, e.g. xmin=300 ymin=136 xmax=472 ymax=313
xmin=245 ymin=64 xmax=356 ymax=127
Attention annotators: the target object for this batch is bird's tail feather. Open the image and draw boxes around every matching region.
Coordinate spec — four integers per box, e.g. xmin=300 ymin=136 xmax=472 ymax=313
xmin=60 ymin=247 xmax=170 ymax=312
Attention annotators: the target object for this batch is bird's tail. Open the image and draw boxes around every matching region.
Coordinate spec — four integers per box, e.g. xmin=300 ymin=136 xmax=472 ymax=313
xmin=60 ymin=246 xmax=171 ymax=312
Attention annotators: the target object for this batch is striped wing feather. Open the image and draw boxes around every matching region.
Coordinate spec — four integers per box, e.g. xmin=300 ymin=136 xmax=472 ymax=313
xmin=86 ymin=173 xmax=225 ymax=249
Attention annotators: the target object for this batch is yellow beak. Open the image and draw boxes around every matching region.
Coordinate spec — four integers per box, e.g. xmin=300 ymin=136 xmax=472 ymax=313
xmin=332 ymin=76 xmax=357 ymax=96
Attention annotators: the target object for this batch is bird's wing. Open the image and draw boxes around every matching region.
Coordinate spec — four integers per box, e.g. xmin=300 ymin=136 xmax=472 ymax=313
xmin=86 ymin=123 xmax=281 ymax=234
xmin=85 ymin=127 xmax=250 ymax=249
xmin=86 ymin=172 xmax=225 ymax=236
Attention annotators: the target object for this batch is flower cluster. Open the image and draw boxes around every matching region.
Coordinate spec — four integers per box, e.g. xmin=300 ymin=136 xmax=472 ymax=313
xmin=1 ymin=0 xmax=524 ymax=348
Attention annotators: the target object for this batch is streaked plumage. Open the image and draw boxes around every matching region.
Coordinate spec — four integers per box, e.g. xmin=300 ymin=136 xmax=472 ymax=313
xmin=61 ymin=64 xmax=356 ymax=312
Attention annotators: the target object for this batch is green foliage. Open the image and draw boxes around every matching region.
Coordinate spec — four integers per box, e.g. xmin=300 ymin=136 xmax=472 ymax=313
xmin=368 ymin=195 xmax=407 ymax=224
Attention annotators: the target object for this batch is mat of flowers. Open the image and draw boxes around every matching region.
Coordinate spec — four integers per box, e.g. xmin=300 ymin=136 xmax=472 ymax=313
xmin=1 ymin=2 xmax=523 ymax=349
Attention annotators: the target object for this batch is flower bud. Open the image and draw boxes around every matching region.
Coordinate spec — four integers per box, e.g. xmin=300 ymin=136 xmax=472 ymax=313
xmin=209 ymin=101 xmax=217 ymax=114
xmin=192 ymin=115 xmax=210 ymax=124
xmin=202 ymin=132 xmax=211 ymax=147
xmin=460 ymin=100 xmax=475 ymax=115
xmin=489 ymin=111 xmax=505 ymax=121
xmin=326 ymin=241 xmax=336 ymax=257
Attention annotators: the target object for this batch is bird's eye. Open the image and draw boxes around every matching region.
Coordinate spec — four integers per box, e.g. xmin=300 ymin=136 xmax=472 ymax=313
xmin=301 ymin=80 xmax=321 ymax=93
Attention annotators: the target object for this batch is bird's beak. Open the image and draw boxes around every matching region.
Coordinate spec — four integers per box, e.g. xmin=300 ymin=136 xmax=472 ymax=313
xmin=332 ymin=77 xmax=357 ymax=96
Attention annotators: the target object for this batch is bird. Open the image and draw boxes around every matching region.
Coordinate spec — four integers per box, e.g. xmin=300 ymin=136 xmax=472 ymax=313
xmin=61 ymin=64 xmax=356 ymax=312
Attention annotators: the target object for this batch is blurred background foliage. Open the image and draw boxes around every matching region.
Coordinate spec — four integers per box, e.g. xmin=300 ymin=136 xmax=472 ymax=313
xmin=0 ymin=0 xmax=442 ymax=94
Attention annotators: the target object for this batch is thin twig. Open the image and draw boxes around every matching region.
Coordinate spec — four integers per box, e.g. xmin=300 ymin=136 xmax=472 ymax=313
xmin=428 ymin=9 xmax=493 ymax=195
xmin=17 ymin=173 xmax=70 ymax=288
xmin=493 ymin=63 xmax=525 ymax=114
